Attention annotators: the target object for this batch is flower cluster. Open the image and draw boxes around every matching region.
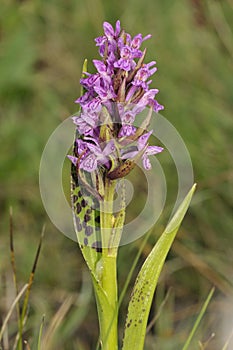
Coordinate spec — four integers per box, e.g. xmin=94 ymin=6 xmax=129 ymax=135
xmin=68 ymin=21 xmax=163 ymax=176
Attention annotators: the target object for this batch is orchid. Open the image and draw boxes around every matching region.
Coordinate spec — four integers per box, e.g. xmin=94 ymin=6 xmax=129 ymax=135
xmin=69 ymin=21 xmax=195 ymax=350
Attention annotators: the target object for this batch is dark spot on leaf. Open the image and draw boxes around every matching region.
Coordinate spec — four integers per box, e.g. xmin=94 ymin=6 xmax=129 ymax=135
xmin=76 ymin=202 xmax=82 ymax=214
xmin=92 ymin=241 xmax=102 ymax=253
xmin=81 ymin=199 xmax=87 ymax=207
xmin=95 ymin=215 xmax=100 ymax=224
xmin=84 ymin=214 xmax=91 ymax=222
xmin=73 ymin=195 xmax=78 ymax=203
xmin=126 ymin=319 xmax=132 ymax=328
xmin=77 ymin=221 xmax=82 ymax=232
xmin=76 ymin=217 xmax=82 ymax=231
xmin=85 ymin=226 xmax=93 ymax=236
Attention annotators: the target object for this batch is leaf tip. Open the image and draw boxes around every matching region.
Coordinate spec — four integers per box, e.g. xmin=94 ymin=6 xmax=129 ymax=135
xmin=165 ymin=183 xmax=197 ymax=234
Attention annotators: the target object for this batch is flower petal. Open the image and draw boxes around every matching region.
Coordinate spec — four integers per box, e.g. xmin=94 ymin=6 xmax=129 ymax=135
xmin=80 ymin=154 xmax=97 ymax=172
xmin=145 ymin=145 xmax=164 ymax=155
xmin=142 ymin=155 xmax=152 ymax=170
xmin=103 ymin=140 xmax=115 ymax=156
xmin=103 ymin=21 xmax=115 ymax=39
xmin=67 ymin=155 xmax=78 ymax=166
xmin=138 ymin=130 xmax=153 ymax=150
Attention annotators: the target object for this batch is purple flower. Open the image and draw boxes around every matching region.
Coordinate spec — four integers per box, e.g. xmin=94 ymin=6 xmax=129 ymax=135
xmin=137 ymin=131 xmax=163 ymax=170
xmin=82 ymin=140 xmax=116 ymax=171
xmin=69 ymin=139 xmax=116 ymax=172
xmin=95 ymin=36 xmax=107 ymax=57
xmin=114 ymin=46 xmax=135 ymax=71
xmin=132 ymin=62 xmax=157 ymax=90
xmin=68 ymin=138 xmax=90 ymax=165
xmin=93 ymin=60 xmax=113 ymax=81
xmin=80 ymin=73 xmax=100 ymax=90
xmin=103 ymin=20 xmax=121 ymax=40
xmin=149 ymin=99 xmax=164 ymax=113
xmin=75 ymin=90 xmax=95 ymax=105
xmin=131 ymin=34 xmax=151 ymax=50
xmin=142 ymin=145 xmax=163 ymax=170
xmin=72 ymin=101 xmax=101 ymax=136
xmin=121 ymin=110 xmax=136 ymax=124
xmin=67 ymin=155 xmax=78 ymax=166
xmin=120 ymin=130 xmax=163 ymax=170
xmin=72 ymin=116 xmax=93 ymax=136
xmin=69 ymin=20 xmax=164 ymax=175
xmin=95 ymin=20 xmax=121 ymax=57
xmin=94 ymin=78 xmax=116 ymax=102
xmin=118 ymin=125 xmax=137 ymax=138
xmin=132 ymin=89 xmax=160 ymax=113
xmin=81 ymin=99 xmax=102 ymax=118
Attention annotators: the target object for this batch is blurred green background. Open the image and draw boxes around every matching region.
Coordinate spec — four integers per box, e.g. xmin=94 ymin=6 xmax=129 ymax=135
xmin=0 ymin=0 xmax=233 ymax=349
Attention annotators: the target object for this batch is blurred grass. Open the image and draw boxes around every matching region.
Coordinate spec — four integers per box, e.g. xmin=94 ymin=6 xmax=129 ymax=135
xmin=0 ymin=0 xmax=233 ymax=349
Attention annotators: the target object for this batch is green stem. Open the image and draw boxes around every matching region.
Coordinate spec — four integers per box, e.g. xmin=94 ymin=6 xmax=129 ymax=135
xmin=98 ymin=253 xmax=118 ymax=350
xmin=97 ymin=178 xmax=118 ymax=350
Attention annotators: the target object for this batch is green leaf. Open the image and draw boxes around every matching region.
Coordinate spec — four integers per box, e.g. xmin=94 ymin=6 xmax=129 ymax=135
xmin=122 ymin=184 xmax=196 ymax=350
xmin=37 ymin=315 xmax=45 ymax=350
xmin=182 ymin=286 xmax=215 ymax=350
